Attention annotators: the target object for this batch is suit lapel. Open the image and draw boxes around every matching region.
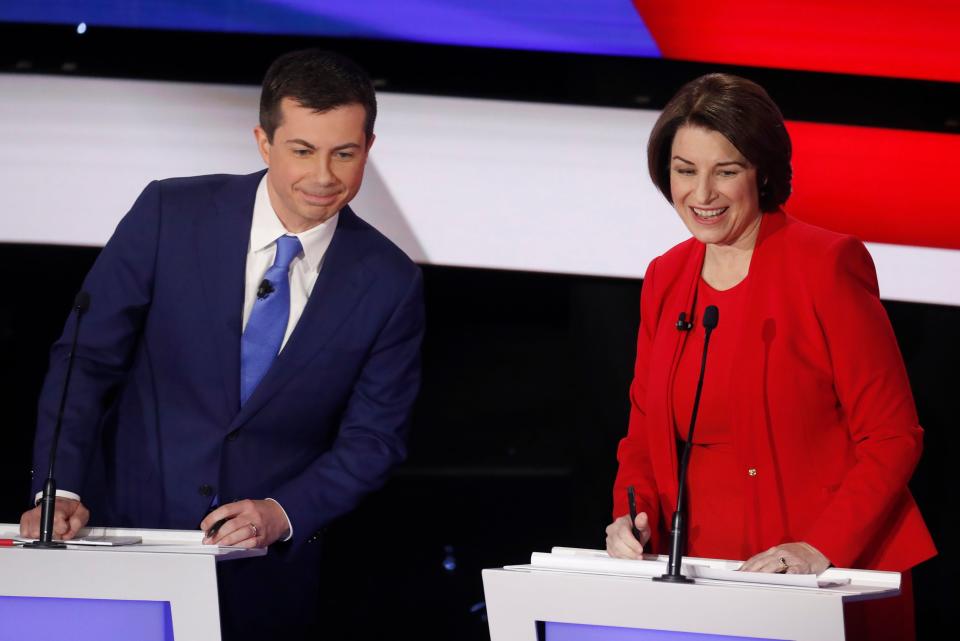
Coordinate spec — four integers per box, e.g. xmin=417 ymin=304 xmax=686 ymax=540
xmin=229 ymin=206 xmax=374 ymax=429
xmin=195 ymin=172 xmax=261 ymax=417
xmin=728 ymin=211 xmax=791 ymax=548
xmin=728 ymin=211 xmax=787 ymax=460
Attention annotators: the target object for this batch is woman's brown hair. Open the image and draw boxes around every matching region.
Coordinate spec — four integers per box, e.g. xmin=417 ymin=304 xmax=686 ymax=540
xmin=647 ymin=73 xmax=792 ymax=212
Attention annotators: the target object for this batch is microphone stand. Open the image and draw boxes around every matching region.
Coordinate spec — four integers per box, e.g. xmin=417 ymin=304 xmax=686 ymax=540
xmin=24 ymin=291 xmax=90 ymax=549
xmin=653 ymin=305 xmax=719 ymax=583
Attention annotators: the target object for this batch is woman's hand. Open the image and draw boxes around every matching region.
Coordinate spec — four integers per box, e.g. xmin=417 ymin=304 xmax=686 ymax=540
xmin=740 ymin=542 xmax=831 ymax=575
xmin=605 ymin=512 xmax=652 ymax=559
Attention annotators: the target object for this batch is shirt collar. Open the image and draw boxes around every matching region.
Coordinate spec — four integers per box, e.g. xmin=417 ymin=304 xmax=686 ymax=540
xmin=250 ymin=174 xmax=339 ymax=273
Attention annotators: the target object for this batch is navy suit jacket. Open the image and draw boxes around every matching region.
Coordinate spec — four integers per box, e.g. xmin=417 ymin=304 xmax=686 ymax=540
xmin=31 ymin=170 xmax=424 ymax=546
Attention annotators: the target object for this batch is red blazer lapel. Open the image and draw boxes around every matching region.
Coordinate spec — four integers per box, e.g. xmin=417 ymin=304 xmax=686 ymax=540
xmin=644 ymin=239 xmax=706 ymax=525
xmin=727 ymin=211 xmax=793 ymax=552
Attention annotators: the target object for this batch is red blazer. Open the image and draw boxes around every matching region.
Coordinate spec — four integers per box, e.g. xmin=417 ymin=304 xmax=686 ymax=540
xmin=613 ymin=212 xmax=936 ymax=571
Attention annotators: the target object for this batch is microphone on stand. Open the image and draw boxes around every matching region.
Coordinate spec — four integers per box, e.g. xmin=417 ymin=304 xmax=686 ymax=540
xmin=653 ymin=304 xmax=719 ymax=583
xmin=24 ymin=291 xmax=90 ymax=550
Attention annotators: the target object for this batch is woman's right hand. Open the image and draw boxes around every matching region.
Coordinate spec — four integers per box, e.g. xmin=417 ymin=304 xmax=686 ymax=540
xmin=605 ymin=512 xmax=651 ymax=559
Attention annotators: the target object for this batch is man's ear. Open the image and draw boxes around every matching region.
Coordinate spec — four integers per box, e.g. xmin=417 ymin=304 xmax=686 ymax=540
xmin=254 ymin=126 xmax=272 ymax=165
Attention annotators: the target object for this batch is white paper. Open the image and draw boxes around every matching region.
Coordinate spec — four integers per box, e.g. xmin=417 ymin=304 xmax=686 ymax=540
xmin=530 ymin=548 xmax=849 ymax=588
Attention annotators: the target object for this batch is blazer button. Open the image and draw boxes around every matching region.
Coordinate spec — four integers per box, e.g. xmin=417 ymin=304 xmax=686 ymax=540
xmin=227 ymin=431 xmax=239 ymax=442
xmin=747 ymin=468 xmax=758 ymax=477
xmin=198 ymin=484 xmax=214 ymax=497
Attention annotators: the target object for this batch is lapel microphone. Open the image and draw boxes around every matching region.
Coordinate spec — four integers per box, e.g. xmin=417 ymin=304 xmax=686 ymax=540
xmin=256 ymin=279 xmax=275 ymax=300
xmin=654 ymin=304 xmax=720 ymax=583
xmin=676 ymin=311 xmax=693 ymax=331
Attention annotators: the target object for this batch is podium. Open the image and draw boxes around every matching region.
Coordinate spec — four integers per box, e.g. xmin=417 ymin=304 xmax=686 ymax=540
xmin=0 ymin=523 xmax=264 ymax=641
xmin=483 ymin=548 xmax=901 ymax=641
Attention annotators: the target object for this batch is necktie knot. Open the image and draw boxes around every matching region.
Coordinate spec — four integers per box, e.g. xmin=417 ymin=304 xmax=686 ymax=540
xmin=273 ymin=235 xmax=303 ymax=271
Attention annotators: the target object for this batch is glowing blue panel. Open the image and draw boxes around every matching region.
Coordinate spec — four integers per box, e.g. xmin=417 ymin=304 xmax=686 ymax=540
xmin=544 ymin=621 xmax=788 ymax=641
xmin=0 ymin=596 xmax=174 ymax=640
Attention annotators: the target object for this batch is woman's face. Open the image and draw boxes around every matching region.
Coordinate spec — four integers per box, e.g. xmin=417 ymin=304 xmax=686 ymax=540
xmin=669 ymin=125 xmax=763 ymax=250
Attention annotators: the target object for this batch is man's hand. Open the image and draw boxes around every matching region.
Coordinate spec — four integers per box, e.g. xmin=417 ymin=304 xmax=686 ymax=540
xmin=200 ymin=499 xmax=289 ymax=548
xmin=605 ymin=512 xmax=652 ymax=559
xmin=740 ymin=542 xmax=831 ymax=575
xmin=19 ymin=498 xmax=89 ymax=541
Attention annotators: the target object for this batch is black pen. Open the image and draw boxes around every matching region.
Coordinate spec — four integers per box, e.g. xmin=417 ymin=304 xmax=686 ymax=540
xmin=206 ymin=517 xmax=229 ymax=539
xmin=627 ymin=485 xmax=642 ymax=543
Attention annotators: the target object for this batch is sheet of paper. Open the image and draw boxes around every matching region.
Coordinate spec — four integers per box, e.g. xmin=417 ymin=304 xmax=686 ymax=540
xmin=66 ymin=535 xmax=143 ymax=547
xmin=6 ymin=535 xmax=142 ymax=547
xmin=530 ymin=549 xmax=849 ymax=588
xmin=688 ymin=563 xmax=850 ymax=588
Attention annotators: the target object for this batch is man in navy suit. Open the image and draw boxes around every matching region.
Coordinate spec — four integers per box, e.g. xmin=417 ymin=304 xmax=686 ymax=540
xmin=20 ymin=49 xmax=424 ymax=639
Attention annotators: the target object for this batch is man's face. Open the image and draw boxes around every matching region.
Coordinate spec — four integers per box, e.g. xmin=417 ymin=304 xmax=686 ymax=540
xmin=255 ymin=98 xmax=374 ymax=232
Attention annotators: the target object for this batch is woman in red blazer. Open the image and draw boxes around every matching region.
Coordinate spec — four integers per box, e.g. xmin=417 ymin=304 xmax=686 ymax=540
xmin=606 ymin=74 xmax=935 ymax=640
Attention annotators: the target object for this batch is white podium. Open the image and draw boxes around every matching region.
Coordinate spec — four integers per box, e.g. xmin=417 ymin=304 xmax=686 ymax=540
xmin=0 ymin=523 xmax=264 ymax=641
xmin=483 ymin=548 xmax=901 ymax=641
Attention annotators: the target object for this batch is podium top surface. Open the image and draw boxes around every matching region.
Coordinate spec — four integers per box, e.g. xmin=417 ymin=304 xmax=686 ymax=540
xmin=494 ymin=547 xmax=900 ymax=602
xmin=0 ymin=523 xmax=265 ymax=560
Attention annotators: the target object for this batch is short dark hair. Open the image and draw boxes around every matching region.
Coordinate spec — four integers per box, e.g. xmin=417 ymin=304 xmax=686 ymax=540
xmin=259 ymin=49 xmax=377 ymax=143
xmin=647 ymin=73 xmax=791 ymax=212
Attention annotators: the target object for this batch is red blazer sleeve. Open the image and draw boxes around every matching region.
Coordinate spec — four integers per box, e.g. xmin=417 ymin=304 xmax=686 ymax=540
xmin=801 ymin=236 xmax=924 ymax=568
xmin=613 ymin=257 xmax=663 ymax=542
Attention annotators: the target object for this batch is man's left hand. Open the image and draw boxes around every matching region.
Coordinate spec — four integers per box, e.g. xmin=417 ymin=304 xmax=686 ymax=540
xmin=740 ymin=542 xmax=831 ymax=575
xmin=200 ymin=499 xmax=289 ymax=548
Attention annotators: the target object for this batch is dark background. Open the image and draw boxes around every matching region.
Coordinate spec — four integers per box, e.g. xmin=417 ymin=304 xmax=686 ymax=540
xmin=1 ymin=21 xmax=957 ymax=640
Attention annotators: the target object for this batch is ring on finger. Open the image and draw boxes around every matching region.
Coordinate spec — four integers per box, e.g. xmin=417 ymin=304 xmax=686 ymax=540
xmin=249 ymin=523 xmax=258 ymax=538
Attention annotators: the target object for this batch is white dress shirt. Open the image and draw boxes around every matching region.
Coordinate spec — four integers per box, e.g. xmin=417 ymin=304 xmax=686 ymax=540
xmin=243 ymin=176 xmax=338 ymax=348
xmin=44 ymin=175 xmax=339 ymax=542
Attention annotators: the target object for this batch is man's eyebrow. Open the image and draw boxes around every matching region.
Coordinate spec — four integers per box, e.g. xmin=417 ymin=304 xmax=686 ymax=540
xmin=285 ymin=138 xmax=316 ymax=149
xmin=284 ymin=140 xmax=362 ymax=151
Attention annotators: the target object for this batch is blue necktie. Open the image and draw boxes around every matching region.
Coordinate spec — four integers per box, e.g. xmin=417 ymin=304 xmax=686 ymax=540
xmin=240 ymin=235 xmax=303 ymax=405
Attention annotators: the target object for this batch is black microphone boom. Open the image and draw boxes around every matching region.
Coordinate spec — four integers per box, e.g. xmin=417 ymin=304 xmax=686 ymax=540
xmin=653 ymin=304 xmax=719 ymax=583
xmin=24 ymin=291 xmax=90 ymax=549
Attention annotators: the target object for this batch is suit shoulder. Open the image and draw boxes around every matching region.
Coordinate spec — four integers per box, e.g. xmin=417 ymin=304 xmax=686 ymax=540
xmin=650 ymin=236 xmax=700 ymax=280
xmin=152 ymin=171 xmax=261 ymax=198
xmin=768 ymin=213 xmax=877 ymax=298
xmin=340 ymin=207 xmax=420 ymax=277
xmin=779 ymin=213 xmax=864 ymax=255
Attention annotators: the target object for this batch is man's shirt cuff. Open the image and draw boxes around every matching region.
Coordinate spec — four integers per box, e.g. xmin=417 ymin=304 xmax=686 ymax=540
xmin=34 ymin=489 xmax=81 ymax=505
xmin=265 ymin=497 xmax=293 ymax=542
